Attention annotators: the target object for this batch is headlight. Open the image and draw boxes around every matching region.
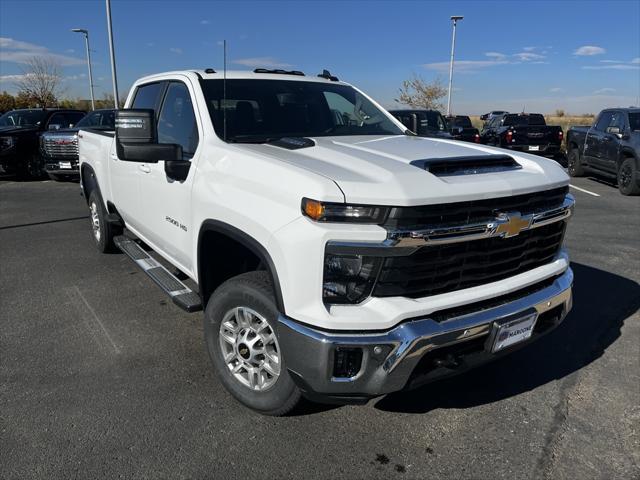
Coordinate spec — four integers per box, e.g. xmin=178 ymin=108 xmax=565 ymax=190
xmin=0 ymin=136 xmax=15 ymax=150
xmin=302 ymin=198 xmax=389 ymax=224
xmin=323 ymin=254 xmax=382 ymax=304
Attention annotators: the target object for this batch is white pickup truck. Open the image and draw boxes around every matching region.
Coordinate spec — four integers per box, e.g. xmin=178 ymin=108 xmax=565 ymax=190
xmin=78 ymin=68 xmax=574 ymax=415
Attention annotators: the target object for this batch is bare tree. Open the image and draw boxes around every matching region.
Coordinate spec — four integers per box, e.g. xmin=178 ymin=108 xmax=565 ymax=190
xmin=395 ymin=74 xmax=448 ymax=111
xmin=14 ymin=56 xmax=63 ymax=108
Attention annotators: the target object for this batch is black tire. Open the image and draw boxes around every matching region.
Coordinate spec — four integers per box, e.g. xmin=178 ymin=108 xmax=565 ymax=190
xmin=617 ymin=157 xmax=640 ymax=196
xmin=567 ymin=148 xmax=585 ymax=177
xmin=88 ymin=190 xmax=118 ymax=252
xmin=204 ymin=271 xmax=301 ymax=416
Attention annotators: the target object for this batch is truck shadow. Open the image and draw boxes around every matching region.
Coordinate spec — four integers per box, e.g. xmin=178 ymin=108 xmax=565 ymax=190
xmin=374 ymin=262 xmax=639 ymax=414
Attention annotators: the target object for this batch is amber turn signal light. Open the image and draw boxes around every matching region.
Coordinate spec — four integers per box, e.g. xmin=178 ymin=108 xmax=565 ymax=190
xmin=302 ymin=198 xmax=325 ymax=220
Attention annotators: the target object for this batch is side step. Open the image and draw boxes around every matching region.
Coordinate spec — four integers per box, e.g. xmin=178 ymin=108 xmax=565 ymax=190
xmin=114 ymin=235 xmax=202 ymax=313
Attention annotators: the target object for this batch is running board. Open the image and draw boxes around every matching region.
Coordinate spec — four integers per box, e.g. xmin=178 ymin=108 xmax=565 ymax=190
xmin=114 ymin=236 xmax=202 ymax=313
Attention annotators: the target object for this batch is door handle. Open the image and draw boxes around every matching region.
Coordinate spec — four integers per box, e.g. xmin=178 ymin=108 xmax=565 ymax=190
xmin=138 ymin=165 xmax=151 ymax=173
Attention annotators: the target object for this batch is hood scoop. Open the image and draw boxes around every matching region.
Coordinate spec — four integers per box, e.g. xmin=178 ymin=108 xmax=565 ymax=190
xmin=268 ymin=137 xmax=316 ymax=150
xmin=411 ymin=154 xmax=522 ymax=177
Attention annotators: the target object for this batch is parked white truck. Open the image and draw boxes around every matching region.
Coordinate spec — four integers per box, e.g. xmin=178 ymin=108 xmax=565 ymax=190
xmin=78 ymin=68 xmax=574 ymax=415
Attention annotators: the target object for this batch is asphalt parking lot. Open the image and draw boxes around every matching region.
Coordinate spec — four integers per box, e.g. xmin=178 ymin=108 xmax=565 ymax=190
xmin=1 ymin=174 xmax=638 ymax=479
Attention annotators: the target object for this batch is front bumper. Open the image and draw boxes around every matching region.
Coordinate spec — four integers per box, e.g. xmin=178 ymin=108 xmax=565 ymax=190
xmin=43 ymin=156 xmax=79 ymax=175
xmin=277 ymin=267 xmax=573 ymax=403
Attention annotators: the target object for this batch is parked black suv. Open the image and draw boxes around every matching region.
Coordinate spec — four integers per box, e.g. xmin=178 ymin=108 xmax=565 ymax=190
xmin=445 ymin=115 xmax=480 ymax=143
xmin=566 ymin=108 xmax=640 ymax=195
xmin=0 ymin=109 xmax=85 ymax=178
xmin=480 ymin=113 xmax=563 ymax=159
xmin=388 ymin=109 xmax=452 ymax=139
xmin=41 ymin=109 xmax=116 ymax=181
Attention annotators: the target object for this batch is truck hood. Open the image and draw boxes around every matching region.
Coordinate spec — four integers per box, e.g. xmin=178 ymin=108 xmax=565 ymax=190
xmin=238 ymin=135 xmax=569 ymax=205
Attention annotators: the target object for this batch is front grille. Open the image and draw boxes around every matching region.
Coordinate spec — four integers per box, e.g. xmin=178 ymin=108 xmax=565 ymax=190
xmin=384 ymin=186 xmax=568 ymax=230
xmin=373 ymin=220 xmax=566 ymax=298
xmin=42 ymin=136 xmax=78 ymax=159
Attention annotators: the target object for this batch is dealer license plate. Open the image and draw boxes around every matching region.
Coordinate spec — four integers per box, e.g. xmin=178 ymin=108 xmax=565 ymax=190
xmin=59 ymin=162 xmax=72 ymax=169
xmin=489 ymin=313 xmax=538 ymax=353
xmin=528 ymin=145 xmax=540 ymax=151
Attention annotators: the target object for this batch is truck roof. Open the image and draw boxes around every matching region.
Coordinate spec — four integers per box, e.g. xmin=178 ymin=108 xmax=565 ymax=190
xmin=135 ymin=69 xmax=349 ymax=86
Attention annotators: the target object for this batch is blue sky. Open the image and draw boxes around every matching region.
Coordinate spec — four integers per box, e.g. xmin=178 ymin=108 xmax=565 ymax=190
xmin=1 ymin=0 xmax=639 ymax=114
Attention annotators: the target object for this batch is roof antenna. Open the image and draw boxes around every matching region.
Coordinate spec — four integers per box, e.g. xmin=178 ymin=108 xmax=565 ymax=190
xmin=223 ymin=39 xmax=227 ymax=142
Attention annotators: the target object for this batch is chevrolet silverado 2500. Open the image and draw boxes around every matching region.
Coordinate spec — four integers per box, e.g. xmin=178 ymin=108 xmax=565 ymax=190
xmin=78 ymin=69 xmax=574 ymax=415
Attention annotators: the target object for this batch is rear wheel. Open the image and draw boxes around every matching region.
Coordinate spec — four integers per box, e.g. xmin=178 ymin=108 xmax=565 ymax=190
xmin=617 ymin=157 xmax=640 ymax=196
xmin=567 ymin=148 xmax=585 ymax=177
xmin=204 ymin=271 xmax=301 ymax=416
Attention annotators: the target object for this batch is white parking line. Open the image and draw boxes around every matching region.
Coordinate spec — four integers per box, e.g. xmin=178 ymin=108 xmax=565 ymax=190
xmin=570 ymin=184 xmax=600 ymax=197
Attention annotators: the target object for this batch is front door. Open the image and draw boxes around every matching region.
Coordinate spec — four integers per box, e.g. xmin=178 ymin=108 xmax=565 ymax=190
xmin=138 ymin=80 xmax=202 ymax=274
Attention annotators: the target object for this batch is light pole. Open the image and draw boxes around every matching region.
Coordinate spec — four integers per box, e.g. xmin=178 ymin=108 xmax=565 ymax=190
xmin=71 ymin=28 xmax=95 ymax=110
xmin=105 ymin=0 xmax=120 ymax=109
xmin=446 ymin=15 xmax=463 ymax=116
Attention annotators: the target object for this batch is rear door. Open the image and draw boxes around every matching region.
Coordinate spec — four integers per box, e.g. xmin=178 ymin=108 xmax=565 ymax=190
xmin=137 ymin=79 xmax=201 ymax=273
xmin=110 ymin=81 xmax=167 ymax=227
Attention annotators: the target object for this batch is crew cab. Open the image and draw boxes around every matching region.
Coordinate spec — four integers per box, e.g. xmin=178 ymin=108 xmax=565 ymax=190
xmin=480 ymin=113 xmax=563 ymax=159
xmin=445 ymin=115 xmax=480 ymax=143
xmin=40 ymin=109 xmax=116 ymax=181
xmin=480 ymin=110 xmax=508 ymax=122
xmin=388 ymin=109 xmax=453 ymax=139
xmin=566 ymin=108 xmax=640 ymax=195
xmin=0 ymin=109 xmax=85 ymax=178
xmin=79 ymin=69 xmax=574 ymax=415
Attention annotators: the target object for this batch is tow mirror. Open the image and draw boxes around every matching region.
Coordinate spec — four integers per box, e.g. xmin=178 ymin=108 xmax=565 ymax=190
xmin=115 ymin=109 xmax=182 ymax=163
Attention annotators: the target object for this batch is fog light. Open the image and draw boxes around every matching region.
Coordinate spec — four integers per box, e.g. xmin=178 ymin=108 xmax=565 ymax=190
xmin=333 ymin=347 xmax=363 ymax=378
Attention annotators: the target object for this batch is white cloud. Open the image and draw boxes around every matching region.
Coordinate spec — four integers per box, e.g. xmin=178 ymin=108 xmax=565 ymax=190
xmin=233 ymin=57 xmax=292 ymax=68
xmin=550 ymin=87 xmax=564 ymax=93
xmin=574 ymin=45 xmax=606 ymax=56
xmin=424 ymin=49 xmax=548 ymax=74
xmin=0 ymin=37 xmax=84 ymax=66
xmin=593 ymin=88 xmax=616 ymax=94
xmin=0 ymin=74 xmax=28 ymax=83
xmin=523 ymin=46 xmax=536 ymax=52
xmin=169 ymin=47 xmax=183 ymax=54
xmin=632 ymin=57 xmax=640 ymax=64
xmin=146 ymin=42 xmax=155 ymax=47
xmin=200 ymin=20 xmax=210 ymax=25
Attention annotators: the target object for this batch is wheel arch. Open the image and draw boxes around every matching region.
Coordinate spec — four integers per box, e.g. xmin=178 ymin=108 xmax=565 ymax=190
xmin=619 ymin=147 xmax=638 ymax=168
xmin=197 ymin=220 xmax=285 ymax=313
xmin=80 ymin=164 xmax=99 ymax=205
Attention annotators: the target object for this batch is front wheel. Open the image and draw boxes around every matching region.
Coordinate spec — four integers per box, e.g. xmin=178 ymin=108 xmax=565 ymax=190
xmin=88 ymin=190 xmax=119 ymax=252
xmin=617 ymin=158 xmax=640 ymax=196
xmin=567 ymin=148 xmax=585 ymax=177
xmin=204 ymin=271 xmax=301 ymax=416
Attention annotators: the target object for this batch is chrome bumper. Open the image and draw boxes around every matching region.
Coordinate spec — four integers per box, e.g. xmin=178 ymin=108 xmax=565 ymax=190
xmin=277 ymin=268 xmax=573 ymax=402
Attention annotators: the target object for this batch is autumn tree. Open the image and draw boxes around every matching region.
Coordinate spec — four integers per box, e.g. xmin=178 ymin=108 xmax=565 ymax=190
xmin=0 ymin=91 xmax=16 ymax=112
xmin=14 ymin=56 xmax=63 ymax=108
xmin=395 ymin=74 xmax=447 ymax=111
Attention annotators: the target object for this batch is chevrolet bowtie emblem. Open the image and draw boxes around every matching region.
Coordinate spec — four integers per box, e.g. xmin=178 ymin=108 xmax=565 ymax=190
xmin=494 ymin=212 xmax=533 ymax=238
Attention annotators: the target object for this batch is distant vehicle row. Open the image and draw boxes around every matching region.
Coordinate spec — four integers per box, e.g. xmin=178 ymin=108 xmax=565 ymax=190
xmin=390 ymin=109 xmax=563 ymax=160
xmin=0 ymin=108 xmax=115 ymax=180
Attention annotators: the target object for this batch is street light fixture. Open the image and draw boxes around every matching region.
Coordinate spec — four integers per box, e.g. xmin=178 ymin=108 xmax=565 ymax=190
xmin=71 ymin=28 xmax=95 ymax=110
xmin=446 ymin=15 xmax=463 ymax=116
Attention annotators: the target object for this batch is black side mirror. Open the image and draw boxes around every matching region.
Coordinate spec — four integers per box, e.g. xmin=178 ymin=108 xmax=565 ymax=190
xmin=115 ymin=109 xmax=182 ymax=163
xmin=606 ymin=126 xmax=621 ymax=135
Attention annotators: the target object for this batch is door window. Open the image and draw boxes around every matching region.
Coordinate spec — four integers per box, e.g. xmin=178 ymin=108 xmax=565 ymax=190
xmin=48 ymin=112 xmax=84 ymax=129
xmin=131 ymin=82 xmax=166 ymax=111
xmin=157 ymin=82 xmax=199 ymax=159
xmin=594 ymin=112 xmax=614 ymax=131
xmin=609 ymin=112 xmax=625 ymax=131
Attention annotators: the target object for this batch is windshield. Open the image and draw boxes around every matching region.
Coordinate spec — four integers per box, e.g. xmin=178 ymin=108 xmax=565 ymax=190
xmin=200 ymin=79 xmax=404 ymax=142
xmin=503 ymin=114 xmax=546 ymax=126
xmin=628 ymin=113 xmax=640 ymax=131
xmin=0 ymin=110 xmax=48 ymax=127
xmin=418 ymin=111 xmax=447 ymax=133
xmin=75 ymin=110 xmax=115 ymax=129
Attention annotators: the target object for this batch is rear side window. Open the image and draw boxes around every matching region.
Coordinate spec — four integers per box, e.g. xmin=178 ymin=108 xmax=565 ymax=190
xmin=132 ymin=82 xmax=165 ymax=111
xmin=157 ymin=82 xmax=199 ymax=159
xmin=628 ymin=113 xmax=640 ymax=131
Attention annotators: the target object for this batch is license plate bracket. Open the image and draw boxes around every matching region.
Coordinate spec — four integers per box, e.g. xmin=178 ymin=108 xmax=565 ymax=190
xmin=528 ymin=145 xmax=540 ymax=151
xmin=59 ymin=161 xmax=72 ymax=169
xmin=486 ymin=312 xmax=538 ymax=353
